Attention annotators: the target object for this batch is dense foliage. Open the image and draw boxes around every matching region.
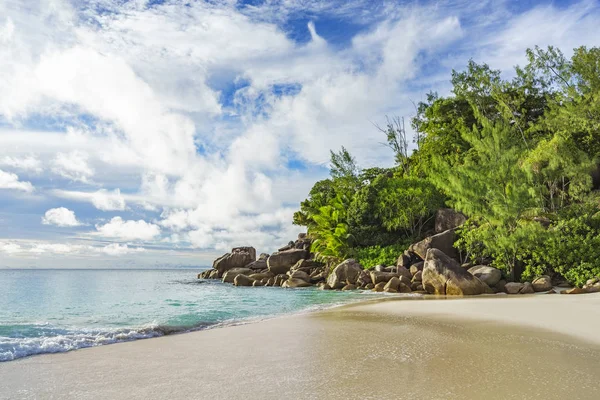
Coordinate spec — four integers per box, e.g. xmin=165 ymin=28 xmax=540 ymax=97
xmin=294 ymin=46 xmax=600 ymax=285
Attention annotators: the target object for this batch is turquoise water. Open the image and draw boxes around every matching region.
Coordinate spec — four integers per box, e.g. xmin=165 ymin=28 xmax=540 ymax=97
xmin=0 ymin=269 xmax=372 ymax=361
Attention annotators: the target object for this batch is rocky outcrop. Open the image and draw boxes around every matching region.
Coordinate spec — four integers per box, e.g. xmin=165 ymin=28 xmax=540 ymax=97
xmin=222 ymin=268 xmax=254 ymax=283
xmin=532 ymin=276 xmax=553 ymax=292
xmin=409 ymin=262 xmax=424 ymax=276
xmin=422 ymin=249 xmax=488 ymax=296
xmin=282 ymin=278 xmax=312 ymax=288
xmin=199 ymin=235 xmax=560 ymax=299
xmin=248 ymin=272 xmax=274 ymax=281
xmin=409 ymin=229 xmax=458 ymax=260
xmin=468 ymin=266 xmax=502 ymax=287
xmin=505 ymin=282 xmax=524 ymax=294
xmin=222 ymin=268 xmax=248 ymax=280
xmin=213 ymin=247 xmax=256 ymax=277
xmin=384 ymin=277 xmax=400 ymax=292
xmin=435 ymin=208 xmax=466 ymax=233
xmin=520 ymin=282 xmax=535 ymax=294
xmin=327 ymin=259 xmax=364 ymax=289
xmin=267 ymin=249 xmax=309 ymax=275
xmin=233 ymin=274 xmax=254 ymax=287
xmin=370 ymin=271 xmax=399 ymax=285
xmin=289 ymin=270 xmax=310 ymax=282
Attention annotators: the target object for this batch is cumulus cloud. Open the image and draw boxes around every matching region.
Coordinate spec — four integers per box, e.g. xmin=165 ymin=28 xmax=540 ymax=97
xmin=41 ymin=207 xmax=82 ymax=227
xmin=53 ymin=188 xmax=127 ymax=211
xmin=29 ymin=243 xmax=81 ymax=254
xmin=1 ymin=0 xmax=599 ymax=266
xmin=0 ymin=169 xmax=34 ymax=192
xmin=95 ymin=217 xmax=161 ymax=241
xmin=0 ymin=155 xmax=43 ymax=173
xmin=51 ymin=151 xmax=94 ymax=183
xmin=99 ymin=243 xmax=146 ymax=256
xmin=0 ymin=241 xmax=22 ymax=255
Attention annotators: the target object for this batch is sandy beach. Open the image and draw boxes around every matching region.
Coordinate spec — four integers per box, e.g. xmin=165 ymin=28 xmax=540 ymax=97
xmin=2 ymin=293 xmax=600 ymax=400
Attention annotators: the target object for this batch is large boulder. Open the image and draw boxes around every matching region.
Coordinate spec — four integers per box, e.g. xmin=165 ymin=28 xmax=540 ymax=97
xmin=327 ymin=259 xmax=364 ymax=289
xmin=384 ymin=277 xmax=400 ymax=292
xmin=422 ymin=249 xmax=488 ymax=296
xmin=370 ymin=271 xmax=399 ymax=285
xmin=468 ymin=266 xmax=502 ymax=287
xmin=267 ymin=249 xmax=309 ymax=275
xmin=409 ymin=229 xmax=458 ymax=260
xmin=198 ymin=269 xmax=214 ymax=279
xmin=248 ymin=272 xmax=274 ymax=281
xmin=289 ymin=270 xmax=311 ymax=282
xmin=245 ymin=259 xmax=268 ymax=271
xmin=505 ymin=282 xmax=524 ymax=294
xmin=290 ymin=259 xmax=321 ymax=273
xmin=356 ymin=270 xmax=372 ymax=287
xmin=410 ymin=262 xmax=424 ymax=276
xmin=397 ymin=266 xmax=412 ymax=281
xmin=435 ymin=208 xmax=467 ymax=233
xmin=273 ymin=274 xmax=288 ymax=287
xmin=282 ymin=278 xmax=312 ymax=288
xmin=532 ymin=275 xmax=553 ymax=292
xmin=520 ymin=282 xmax=535 ymax=294
xmin=233 ymin=274 xmax=254 ymax=287
xmin=213 ymin=247 xmax=256 ymax=277
xmin=222 ymin=268 xmax=254 ymax=283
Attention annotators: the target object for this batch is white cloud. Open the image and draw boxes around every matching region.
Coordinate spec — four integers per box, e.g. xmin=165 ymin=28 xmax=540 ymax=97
xmin=0 ymin=169 xmax=34 ymax=192
xmin=41 ymin=207 xmax=82 ymax=227
xmin=53 ymin=188 xmax=126 ymax=211
xmin=29 ymin=243 xmax=81 ymax=254
xmin=51 ymin=151 xmax=94 ymax=183
xmin=0 ymin=155 xmax=43 ymax=173
xmin=90 ymin=189 xmax=126 ymax=211
xmin=1 ymin=0 xmax=599 ymax=266
xmin=0 ymin=241 xmax=22 ymax=255
xmin=95 ymin=217 xmax=161 ymax=241
xmin=99 ymin=243 xmax=145 ymax=256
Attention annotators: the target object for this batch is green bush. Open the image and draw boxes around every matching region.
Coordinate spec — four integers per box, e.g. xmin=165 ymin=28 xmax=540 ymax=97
xmin=519 ymin=212 xmax=600 ymax=286
xmin=353 ymin=243 xmax=409 ymax=269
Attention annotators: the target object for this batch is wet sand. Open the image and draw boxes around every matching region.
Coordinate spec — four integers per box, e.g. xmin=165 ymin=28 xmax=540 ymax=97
xmin=1 ymin=293 xmax=600 ymax=400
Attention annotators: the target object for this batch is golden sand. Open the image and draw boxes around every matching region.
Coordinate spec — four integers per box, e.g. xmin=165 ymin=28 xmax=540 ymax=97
xmin=1 ymin=293 xmax=600 ymax=399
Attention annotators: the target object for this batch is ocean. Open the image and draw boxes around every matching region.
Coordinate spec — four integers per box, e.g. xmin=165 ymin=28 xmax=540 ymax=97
xmin=0 ymin=269 xmax=372 ymax=362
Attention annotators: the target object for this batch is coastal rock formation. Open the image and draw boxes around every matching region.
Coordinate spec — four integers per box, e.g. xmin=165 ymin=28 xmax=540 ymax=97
xmin=213 ymin=247 xmax=256 ymax=277
xmin=222 ymin=268 xmax=254 ymax=283
xmin=410 ymin=262 xmax=424 ymax=276
xmin=370 ymin=271 xmax=398 ymax=285
xmin=468 ymin=266 xmax=502 ymax=287
xmin=199 ymin=234 xmax=563 ymax=299
xmin=505 ymin=282 xmax=524 ymax=294
xmin=282 ymin=277 xmax=312 ymax=288
xmin=233 ymin=274 xmax=254 ymax=287
xmin=422 ymin=248 xmax=488 ymax=296
xmin=384 ymin=277 xmax=400 ymax=291
xmin=267 ymin=249 xmax=309 ymax=275
xmin=532 ymin=276 xmax=553 ymax=292
xmin=327 ymin=259 xmax=364 ymax=289
xmin=409 ymin=229 xmax=458 ymax=260
xmin=435 ymin=208 xmax=467 ymax=233
xmin=289 ymin=270 xmax=310 ymax=282
xmin=249 ymin=272 xmax=274 ymax=281
xmin=520 ymin=282 xmax=535 ymax=294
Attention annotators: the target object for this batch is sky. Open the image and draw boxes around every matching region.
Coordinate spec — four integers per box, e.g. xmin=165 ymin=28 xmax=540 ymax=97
xmin=0 ymin=0 xmax=599 ymax=268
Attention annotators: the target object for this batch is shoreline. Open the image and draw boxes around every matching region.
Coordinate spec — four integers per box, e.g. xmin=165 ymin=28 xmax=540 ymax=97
xmin=2 ymin=293 xmax=600 ymax=399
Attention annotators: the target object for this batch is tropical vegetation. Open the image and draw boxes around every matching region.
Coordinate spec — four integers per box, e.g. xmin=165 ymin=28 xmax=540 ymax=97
xmin=293 ymin=46 xmax=600 ymax=286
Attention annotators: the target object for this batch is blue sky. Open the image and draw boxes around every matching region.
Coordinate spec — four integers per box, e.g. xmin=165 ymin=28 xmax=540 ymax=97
xmin=0 ymin=0 xmax=599 ymax=268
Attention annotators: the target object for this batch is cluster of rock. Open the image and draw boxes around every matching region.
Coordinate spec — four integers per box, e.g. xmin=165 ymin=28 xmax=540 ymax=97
xmin=198 ymin=209 xmax=591 ymax=296
xmin=198 ymin=234 xmax=328 ymax=288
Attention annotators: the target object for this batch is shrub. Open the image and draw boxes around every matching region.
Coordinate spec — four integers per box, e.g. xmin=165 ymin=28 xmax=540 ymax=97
xmin=353 ymin=243 xmax=409 ymax=269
